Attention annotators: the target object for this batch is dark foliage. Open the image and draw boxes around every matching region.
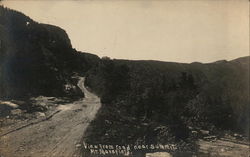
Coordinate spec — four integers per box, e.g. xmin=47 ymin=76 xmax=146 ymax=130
xmin=0 ymin=6 xmax=100 ymax=99
xmin=84 ymin=57 xmax=249 ymax=145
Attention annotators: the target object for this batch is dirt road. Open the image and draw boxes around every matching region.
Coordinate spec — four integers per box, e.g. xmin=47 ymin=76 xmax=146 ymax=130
xmin=0 ymin=77 xmax=101 ymax=157
xmin=197 ymin=139 xmax=249 ymax=157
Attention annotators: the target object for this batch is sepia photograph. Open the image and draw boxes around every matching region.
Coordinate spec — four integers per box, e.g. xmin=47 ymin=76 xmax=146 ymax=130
xmin=0 ymin=0 xmax=249 ymax=157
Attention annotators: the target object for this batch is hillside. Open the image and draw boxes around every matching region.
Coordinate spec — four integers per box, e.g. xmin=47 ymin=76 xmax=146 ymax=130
xmin=84 ymin=56 xmax=249 ymax=147
xmin=0 ymin=6 xmax=100 ymax=99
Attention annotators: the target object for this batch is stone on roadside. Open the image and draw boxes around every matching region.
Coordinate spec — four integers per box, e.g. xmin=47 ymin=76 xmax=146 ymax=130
xmin=200 ymin=130 xmax=209 ymax=135
xmin=11 ymin=109 xmax=22 ymax=115
xmin=76 ymin=144 xmax=81 ymax=148
xmin=0 ymin=101 xmax=19 ymax=108
xmin=35 ymin=112 xmax=46 ymax=118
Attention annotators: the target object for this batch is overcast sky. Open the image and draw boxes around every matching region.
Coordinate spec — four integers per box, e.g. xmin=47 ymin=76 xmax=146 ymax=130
xmin=1 ymin=0 xmax=249 ymax=63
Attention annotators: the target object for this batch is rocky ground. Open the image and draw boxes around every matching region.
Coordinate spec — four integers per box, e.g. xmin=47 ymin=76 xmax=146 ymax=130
xmin=0 ymin=77 xmax=101 ymax=157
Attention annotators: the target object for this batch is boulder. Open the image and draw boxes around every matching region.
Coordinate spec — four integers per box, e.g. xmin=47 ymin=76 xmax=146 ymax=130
xmin=35 ymin=112 xmax=46 ymax=118
xmin=11 ymin=109 xmax=22 ymax=115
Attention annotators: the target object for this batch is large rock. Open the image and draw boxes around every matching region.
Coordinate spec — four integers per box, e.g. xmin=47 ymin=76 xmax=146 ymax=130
xmin=35 ymin=112 xmax=46 ymax=118
xmin=0 ymin=102 xmax=18 ymax=117
xmin=11 ymin=109 xmax=22 ymax=115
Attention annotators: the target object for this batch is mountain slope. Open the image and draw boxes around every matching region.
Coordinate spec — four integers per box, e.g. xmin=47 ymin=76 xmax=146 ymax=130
xmin=0 ymin=6 xmax=100 ymax=99
xmin=84 ymin=56 xmax=249 ymax=146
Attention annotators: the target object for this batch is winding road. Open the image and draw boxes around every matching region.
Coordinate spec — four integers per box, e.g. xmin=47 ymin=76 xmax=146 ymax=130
xmin=0 ymin=77 xmax=101 ymax=157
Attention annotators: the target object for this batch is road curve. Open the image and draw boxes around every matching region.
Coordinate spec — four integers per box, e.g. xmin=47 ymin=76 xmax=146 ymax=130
xmin=0 ymin=77 xmax=101 ymax=157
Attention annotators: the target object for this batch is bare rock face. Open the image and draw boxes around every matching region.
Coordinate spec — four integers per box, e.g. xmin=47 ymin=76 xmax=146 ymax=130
xmin=146 ymin=152 xmax=172 ymax=157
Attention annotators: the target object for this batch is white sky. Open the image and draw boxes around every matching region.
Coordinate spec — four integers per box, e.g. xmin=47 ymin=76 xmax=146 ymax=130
xmin=1 ymin=0 xmax=249 ymax=63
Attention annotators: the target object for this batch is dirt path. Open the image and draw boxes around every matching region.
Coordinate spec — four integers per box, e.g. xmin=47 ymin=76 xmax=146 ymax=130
xmin=197 ymin=139 xmax=249 ymax=157
xmin=0 ymin=77 xmax=101 ymax=157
